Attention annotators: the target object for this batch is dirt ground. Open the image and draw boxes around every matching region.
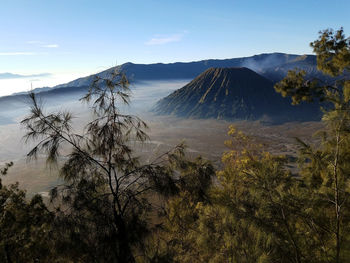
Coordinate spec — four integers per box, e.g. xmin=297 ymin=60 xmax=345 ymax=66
xmin=1 ymin=113 xmax=324 ymax=196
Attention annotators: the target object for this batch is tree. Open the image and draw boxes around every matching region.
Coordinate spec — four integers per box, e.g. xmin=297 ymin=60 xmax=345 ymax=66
xmin=0 ymin=163 xmax=56 ymax=263
xmin=158 ymin=28 xmax=350 ymax=263
xmin=0 ymin=162 xmax=13 ymax=176
xmin=160 ymin=126 xmax=314 ymax=263
xmin=274 ymin=27 xmax=350 ymax=262
xmin=140 ymin=156 xmax=214 ymax=263
xmin=22 ymin=70 xmax=183 ymax=262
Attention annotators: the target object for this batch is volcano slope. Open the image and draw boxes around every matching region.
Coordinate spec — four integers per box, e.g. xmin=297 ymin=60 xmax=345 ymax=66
xmin=154 ymin=67 xmax=321 ymax=122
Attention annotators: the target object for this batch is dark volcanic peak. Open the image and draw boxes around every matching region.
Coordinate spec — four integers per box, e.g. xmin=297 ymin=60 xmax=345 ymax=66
xmin=154 ymin=67 xmax=321 ymax=122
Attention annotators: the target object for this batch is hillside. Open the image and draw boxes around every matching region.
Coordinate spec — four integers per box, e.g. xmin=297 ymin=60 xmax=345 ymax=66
xmin=154 ymin=67 xmax=321 ymax=122
xmin=52 ymin=53 xmax=327 ymax=90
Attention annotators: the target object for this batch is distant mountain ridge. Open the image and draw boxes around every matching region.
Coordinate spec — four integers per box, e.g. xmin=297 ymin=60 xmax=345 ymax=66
xmin=154 ymin=67 xmax=322 ymax=122
xmin=52 ymin=53 xmax=325 ymax=91
xmin=0 ymin=72 xmax=51 ymax=80
xmin=0 ymin=52 xmax=330 ymax=124
xmin=0 ymin=53 xmax=328 ymax=124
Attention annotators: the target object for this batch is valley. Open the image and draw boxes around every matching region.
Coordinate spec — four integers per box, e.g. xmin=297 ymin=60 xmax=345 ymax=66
xmin=1 ymin=111 xmax=323 ymax=196
xmin=0 ymin=56 xmax=327 ymax=196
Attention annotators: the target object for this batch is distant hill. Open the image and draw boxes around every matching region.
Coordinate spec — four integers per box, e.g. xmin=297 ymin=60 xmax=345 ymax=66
xmin=52 ymin=53 xmax=327 ymax=91
xmin=0 ymin=85 xmax=88 ymax=125
xmin=0 ymin=52 xmax=332 ymax=124
xmin=154 ymin=67 xmax=322 ymax=123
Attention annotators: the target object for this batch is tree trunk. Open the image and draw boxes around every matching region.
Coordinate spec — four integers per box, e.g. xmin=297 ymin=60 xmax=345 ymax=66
xmin=115 ymin=214 xmax=135 ymax=263
xmin=334 ymin=130 xmax=341 ymax=263
xmin=4 ymin=244 xmax=13 ymax=263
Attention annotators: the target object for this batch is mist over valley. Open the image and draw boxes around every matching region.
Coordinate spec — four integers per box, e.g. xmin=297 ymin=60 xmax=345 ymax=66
xmin=0 ymin=54 xmax=327 ymax=195
xmin=1 ymin=1 xmax=350 ymax=260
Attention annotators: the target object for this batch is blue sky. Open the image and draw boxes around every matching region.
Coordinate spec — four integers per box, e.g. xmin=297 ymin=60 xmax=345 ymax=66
xmin=0 ymin=0 xmax=349 ymax=95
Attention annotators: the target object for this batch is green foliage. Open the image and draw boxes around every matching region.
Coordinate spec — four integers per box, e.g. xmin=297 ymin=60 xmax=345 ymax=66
xmin=0 ymin=179 xmax=55 ymax=262
xmin=139 ymin=156 xmax=215 ymax=263
xmin=153 ymin=28 xmax=350 ymax=263
xmin=0 ymin=162 xmax=13 ymax=176
xmin=274 ymin=70 xmax=323 ymax=104
xmin=311 ymin=28 xmax=350 ymax=77
xmin=3 ymin=27 xmax=350 ymax=262
xmin=158 ymin=128 xmax=307 ymax=262
xmin=21 ymin=69 xmax=185 ymax=262
xmin=275 ymin=27 xmax=350 ymax=262
xmin=158 ymin=124 xmax=350 ymax=262
xmin=274 ymin=28 xmax=350 ymax=106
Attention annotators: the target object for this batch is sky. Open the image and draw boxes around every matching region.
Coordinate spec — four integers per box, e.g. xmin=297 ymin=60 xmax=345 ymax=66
xmin=0 ymin=0 xmax=349 ymax=96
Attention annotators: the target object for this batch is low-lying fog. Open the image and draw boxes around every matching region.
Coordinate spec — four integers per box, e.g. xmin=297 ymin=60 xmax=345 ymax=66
xmin=0 ymin=80 xmax=195 ymax=194
xmin=0 ymin=79 xmax=190 ymax=160
xmin=0 ymin=79 xmax=323 ymax=195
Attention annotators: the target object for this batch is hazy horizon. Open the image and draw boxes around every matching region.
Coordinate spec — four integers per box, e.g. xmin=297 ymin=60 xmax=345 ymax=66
xmin=0 ymin=51 xmax=305 ymax=97
xmin=1 ymin=0 xmax=349 ymax=96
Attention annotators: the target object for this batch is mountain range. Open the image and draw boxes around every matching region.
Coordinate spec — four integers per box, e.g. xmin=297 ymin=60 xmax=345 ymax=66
xmin=0 ymin=52 xmax=331 ymax=123
xmin=52 ymin=53 xmax=325 ymax=91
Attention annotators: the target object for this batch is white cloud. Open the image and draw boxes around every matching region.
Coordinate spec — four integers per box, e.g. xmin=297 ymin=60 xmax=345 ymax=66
xmin=41 ymin=44 xmax=59 ymax=48
xmin=0 ymin=72 xmax=52 ymax=79
xmin=0 ymin=52 xmax=36 ymax=56
xmin=0 ymin=71 xmax=95 ymax=97
xmin=145 ymin=33 xmax=184 ymax=45
xmin=27 ymin=41 xmax=59 ymax=48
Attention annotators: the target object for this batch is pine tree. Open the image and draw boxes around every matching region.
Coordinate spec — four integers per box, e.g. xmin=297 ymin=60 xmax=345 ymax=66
xmin=22 ymin=70 xmax=183 ymax=262
xmin=160 ymin=28 xmax=350 ymax=263
xmin=0 ymin=163 xmax=55 ymax=263
xmin=275 ymin=27 xmax=350 ymax=262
